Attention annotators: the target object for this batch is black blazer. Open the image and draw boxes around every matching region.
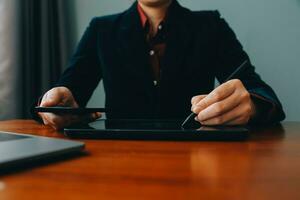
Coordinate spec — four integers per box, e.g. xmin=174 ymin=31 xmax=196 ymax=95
xmin=56 ymin=1 xmax=285 ymax=122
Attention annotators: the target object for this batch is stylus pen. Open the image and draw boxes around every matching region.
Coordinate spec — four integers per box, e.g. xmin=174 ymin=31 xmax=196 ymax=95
xmin=181 ymin=60 xmax=249 ymax=128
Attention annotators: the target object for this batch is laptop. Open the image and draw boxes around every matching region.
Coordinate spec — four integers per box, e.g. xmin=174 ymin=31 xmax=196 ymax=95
xmin=0 ymin=131 xmax=84 ymax=168
xmin=64 ymin=119 xmax=249 ymax=141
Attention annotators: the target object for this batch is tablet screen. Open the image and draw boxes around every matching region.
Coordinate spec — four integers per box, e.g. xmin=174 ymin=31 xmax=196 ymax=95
xmin=88 ymin=119 xmax=198 ymax=130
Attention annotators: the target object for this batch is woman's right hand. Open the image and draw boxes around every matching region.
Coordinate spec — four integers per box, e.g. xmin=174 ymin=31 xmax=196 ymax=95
xmin=38 ymin=87 xmax=101 ymax=130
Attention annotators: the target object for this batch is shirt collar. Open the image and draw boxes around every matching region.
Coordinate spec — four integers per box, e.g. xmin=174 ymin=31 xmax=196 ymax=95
xmin=137 ymin=3 xmax=148 ymax=28
xmin=137 ymin=2 xmax=169 ymax=28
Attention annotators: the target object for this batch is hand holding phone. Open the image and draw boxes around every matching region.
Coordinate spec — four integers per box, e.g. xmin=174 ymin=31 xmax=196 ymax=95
xmin=38 ymin=87 xmax=102 ymax=130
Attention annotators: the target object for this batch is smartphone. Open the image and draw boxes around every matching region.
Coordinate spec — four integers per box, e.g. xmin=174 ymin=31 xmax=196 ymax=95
xmin=34 ymin=107 xmax=106 ymax=115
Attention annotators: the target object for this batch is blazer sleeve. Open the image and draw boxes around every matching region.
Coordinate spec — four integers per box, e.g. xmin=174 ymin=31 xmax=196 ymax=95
xmin=55 ymin=18 xmax=103 ymax=107
xmin=212 ymin=11 xmax=285 ymax=124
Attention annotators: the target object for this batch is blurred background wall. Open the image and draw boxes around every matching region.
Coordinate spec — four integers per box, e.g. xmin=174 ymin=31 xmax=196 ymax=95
xmin=0 ymin=0 xmax=19 ymax=119
xmin=0 ymin=0 xmax=74 ymax=119
xmin=66 ymin=0 xmax=300 ymax=121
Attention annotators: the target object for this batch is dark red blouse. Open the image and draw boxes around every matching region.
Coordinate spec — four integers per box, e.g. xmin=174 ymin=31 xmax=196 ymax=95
xmin=137 ymin=3 xmax=167 ymax=85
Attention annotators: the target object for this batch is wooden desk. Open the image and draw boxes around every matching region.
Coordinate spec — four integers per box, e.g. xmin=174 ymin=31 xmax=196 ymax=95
xmin=0 ymin=120 xmax=299 ymax=200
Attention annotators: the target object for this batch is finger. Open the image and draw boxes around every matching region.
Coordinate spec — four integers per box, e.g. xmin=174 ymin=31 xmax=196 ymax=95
xmin=95 ymin=112 xmax=102 ymax=119
xmin=192 ymin=81 xmax=236 ymax=114
xmin=78 ymin=112 xmax=102 ymax=124
xmin=41 ymin=111 xmax=103 ymax=130
xmin=200 ymin=103 xmax=250 ymax=126
xmin=40 ymin=113 xmax=49 ymax=126
xmin=41 ymin=113 xmax=59 ymax=129
xmin=191 ymin=95 xmax=207 ymax=106
xmin=46 ymin=112 xmax=102 ymax=130
xmin=196 ymin=91 xmax=241 ymax=122
xmin=38 ymin=112 xmax=51 ymax=126
xmin=52 ymin=113 xmax=101 ymax=127
xmin=225 ymin=116 xmax=249 ymax=125
xmin=40 ymin=92 xmax=63 ymax=107
xmin=40 ymin=92 xmax=49 ymax=106
xmin=70 ymin=112 xmax=102 ymax=124
xmin=43 ymin=113 xmax=74 ymax=130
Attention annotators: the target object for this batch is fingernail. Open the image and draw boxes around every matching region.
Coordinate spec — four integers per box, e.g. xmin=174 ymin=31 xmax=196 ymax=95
xmin=192 ymin=107 xmax=197 ymax=113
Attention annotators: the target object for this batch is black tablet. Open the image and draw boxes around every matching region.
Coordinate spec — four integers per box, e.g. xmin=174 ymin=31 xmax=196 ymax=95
xmin=64 ymin=119 xmax=249 ymax=141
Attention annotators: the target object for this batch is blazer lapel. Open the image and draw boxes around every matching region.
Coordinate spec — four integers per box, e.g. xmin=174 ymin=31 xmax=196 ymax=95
xmin=161 ymin=1 xmax=193 ymax=84
xmin=116 ymin=2 xmax=154 ymax=92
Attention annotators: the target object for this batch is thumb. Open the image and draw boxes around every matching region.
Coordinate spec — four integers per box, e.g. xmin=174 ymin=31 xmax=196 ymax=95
xmin=80 ymin=112 xmax=102 ymax=124
xmin=89 ymin=112 xmax=102 ymax=121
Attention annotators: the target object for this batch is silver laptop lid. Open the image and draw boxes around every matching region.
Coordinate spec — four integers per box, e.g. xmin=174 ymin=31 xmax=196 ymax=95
xmin=0 ymin=131 xmax=85 ymax=168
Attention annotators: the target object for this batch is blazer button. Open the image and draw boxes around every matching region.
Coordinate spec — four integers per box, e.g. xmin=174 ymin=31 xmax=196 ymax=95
xmin=149 ymin=50 xmax=155 ymax=56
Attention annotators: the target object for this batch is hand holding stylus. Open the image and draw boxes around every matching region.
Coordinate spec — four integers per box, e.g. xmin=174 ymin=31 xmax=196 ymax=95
xmin=182 ymin=60 xmax=257 ymax=127
xmin=191 ymin=79 xmax=256 ymax=125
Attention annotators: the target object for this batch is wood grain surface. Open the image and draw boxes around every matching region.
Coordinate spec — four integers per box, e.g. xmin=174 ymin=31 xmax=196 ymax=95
xmin=0 ymin=120 xmax=299 ymax=200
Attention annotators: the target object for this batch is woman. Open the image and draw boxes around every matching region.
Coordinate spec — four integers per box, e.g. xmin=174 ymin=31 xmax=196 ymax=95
xmin=36 ymin=0 xmax=285 ymax=130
